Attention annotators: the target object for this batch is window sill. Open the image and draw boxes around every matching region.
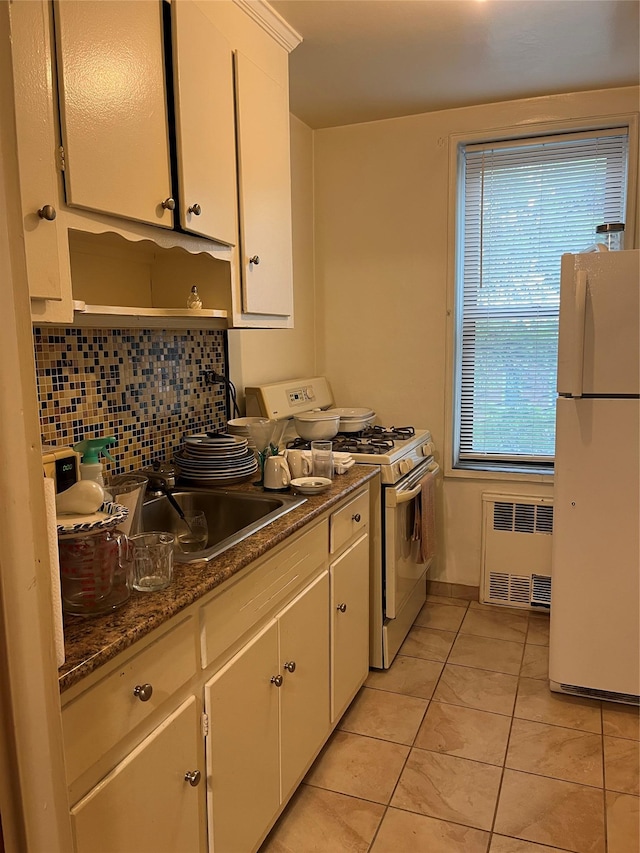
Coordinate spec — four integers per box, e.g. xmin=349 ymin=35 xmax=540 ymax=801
xmin=445 ymin=464 xmax=554 ymax=485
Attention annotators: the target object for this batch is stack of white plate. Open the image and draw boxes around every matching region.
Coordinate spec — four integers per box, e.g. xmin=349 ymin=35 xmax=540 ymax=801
xmin=227 ymin=417 xmax=270 ymax=449
xmin=174 ymin=433 xmax=257 ymax=484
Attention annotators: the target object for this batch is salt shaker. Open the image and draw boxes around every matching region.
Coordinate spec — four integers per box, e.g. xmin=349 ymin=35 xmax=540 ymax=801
xmin=187 ymin=285 xmax=202 ymax=309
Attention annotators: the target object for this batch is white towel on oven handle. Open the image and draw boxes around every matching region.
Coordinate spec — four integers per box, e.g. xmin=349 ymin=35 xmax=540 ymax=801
xmin=411 ymin=467 xmax=437 ymax=563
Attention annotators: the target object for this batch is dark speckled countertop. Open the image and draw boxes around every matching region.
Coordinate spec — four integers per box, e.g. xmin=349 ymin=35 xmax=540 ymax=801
xmin=59 ymin=466 xmax=378 ymax=693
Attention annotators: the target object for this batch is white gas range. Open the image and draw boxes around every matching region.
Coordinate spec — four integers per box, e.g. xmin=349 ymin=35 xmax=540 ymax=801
xmin=245 ymin=377 xmax=439 ymax=669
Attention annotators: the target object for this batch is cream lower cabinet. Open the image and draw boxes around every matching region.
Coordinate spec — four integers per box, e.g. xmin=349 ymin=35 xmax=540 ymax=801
xmin=331 ymin=533 xmax=370 ymax=722
xmin=205 ymin=571 xmax=330 ymax=853
xmin=329 ymin=489 xmax=371 ymax=723
xmin=60 ymin=485 xmax=372 ymax=853
xmin=71 ymin=696 xmax=206 ymax=853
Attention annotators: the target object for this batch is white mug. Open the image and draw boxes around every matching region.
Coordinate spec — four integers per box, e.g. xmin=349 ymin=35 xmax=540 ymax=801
xmin=284 ymin=449 xmax=311 ymax=479
xmin=263 ymin=455 xmax=291 ymax=490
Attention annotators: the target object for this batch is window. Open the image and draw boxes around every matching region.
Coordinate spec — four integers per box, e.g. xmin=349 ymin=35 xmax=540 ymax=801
xmin=454 ymin=129 xmax=629 ymax=472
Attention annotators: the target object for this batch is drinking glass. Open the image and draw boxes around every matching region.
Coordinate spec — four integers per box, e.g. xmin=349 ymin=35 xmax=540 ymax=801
xmin=311 ymin=440 xmax=334 ymax=479
xmin=130 ymin=532 xmax=174 ymax=591
xmin=175 ymin=510 xmax=208 ymax=553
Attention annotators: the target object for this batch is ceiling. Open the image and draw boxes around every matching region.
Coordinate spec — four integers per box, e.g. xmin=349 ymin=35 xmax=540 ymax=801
xmin=270 ymin=0 xmax=640 ymax=129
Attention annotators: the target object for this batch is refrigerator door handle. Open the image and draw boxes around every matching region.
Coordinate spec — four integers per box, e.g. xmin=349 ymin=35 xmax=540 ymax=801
xmin=569 ymin=270 xmax=588 ymax=397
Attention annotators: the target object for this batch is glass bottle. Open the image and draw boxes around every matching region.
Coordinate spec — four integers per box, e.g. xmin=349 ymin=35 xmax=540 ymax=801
xmin=187 ymin=285 xmax=203 ymax=309
xmin=595 ymin=223 xmax=625 ymax=251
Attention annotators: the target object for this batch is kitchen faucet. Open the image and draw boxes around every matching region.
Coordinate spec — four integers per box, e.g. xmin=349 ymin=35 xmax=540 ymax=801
xmin=138 ymin=461 xmax=176 ymax=496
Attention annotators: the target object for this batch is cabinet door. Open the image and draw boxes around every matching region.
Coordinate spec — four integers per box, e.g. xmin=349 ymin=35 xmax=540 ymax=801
xmin=234 ymin=51 xmax=293 ymax=317
xmin=278 ymin=571 xmax=330 ymax=799
xmin=172 ymin=0 xmax=237 ymax=245
xmin=331 ymin=533 xmax=370 ymax=723
xmin=55 ymin=0 xmax=173 ymax=228
xmin=71 ymin=697 xmax=205 ymax=853
xmin=9 ymin=0 xmax=64 ymax=301
xmin=205 ymin=620 xmax=280 ymax=853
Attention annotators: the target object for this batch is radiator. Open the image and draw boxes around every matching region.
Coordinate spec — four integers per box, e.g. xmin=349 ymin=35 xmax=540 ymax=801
xmin=480 ymin=493 xmax=553 ymax=611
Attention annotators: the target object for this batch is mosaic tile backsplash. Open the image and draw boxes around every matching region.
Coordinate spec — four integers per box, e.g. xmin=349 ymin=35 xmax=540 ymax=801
xmin=34 ymin=327 xmax=228 ymax=475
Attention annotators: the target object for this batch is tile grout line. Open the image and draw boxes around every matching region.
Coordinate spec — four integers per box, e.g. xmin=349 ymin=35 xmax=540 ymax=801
xmin=601 ymin=702 xmax=609 ymax=853
xmin=366 ymin=599 xmax=471 ymax=851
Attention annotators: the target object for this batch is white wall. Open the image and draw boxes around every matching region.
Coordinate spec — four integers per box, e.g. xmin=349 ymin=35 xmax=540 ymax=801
xmin=312 ymin=86 xmax=639 ymax=586
xmin=229 ymin=115 xmax=316 ymax=405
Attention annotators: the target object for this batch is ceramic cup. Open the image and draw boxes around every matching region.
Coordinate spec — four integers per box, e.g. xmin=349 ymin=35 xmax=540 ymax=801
xmin=284 ymin=448 xmax=312 ymax=479
xmin=130 ymin=531 xmax=174 ymax=591
xmin=263 ymin=455 xmax=291 ymax=491
xmin=311 ymin=440 xmax=334 ymax=480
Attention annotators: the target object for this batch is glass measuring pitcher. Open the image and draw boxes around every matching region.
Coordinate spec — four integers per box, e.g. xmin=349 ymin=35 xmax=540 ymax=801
xmin=58 ymin=527 xmax=131 ymax=616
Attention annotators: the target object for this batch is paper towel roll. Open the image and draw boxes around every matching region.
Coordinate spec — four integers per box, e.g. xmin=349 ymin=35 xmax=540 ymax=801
xmin=44 ymin=477 xmax=65 ymax=668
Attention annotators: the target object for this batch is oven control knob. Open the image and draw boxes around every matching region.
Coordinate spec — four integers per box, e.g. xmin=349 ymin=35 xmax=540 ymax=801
xmin=421 ymin=442 xmax=435 ymax=457
xmin=399 ymin=459 xmax=413 ymax=475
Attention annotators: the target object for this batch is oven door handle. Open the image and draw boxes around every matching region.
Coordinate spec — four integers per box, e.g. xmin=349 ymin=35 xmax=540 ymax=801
xmin=389 ymin=461 xmax=440 ymax=506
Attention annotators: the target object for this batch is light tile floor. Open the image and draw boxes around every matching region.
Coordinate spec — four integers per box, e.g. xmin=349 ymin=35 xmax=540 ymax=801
xmin=260 ymin=596 xmax=640 ymax=853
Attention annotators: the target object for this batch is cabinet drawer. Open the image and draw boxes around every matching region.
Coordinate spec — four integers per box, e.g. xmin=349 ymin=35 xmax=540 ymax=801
xmin=62 ymin=617 xmax=197 ymax=785
xmin=201 ymin=520 xmax=327 ymax=668
xmin=330 ymin=489 xmax=369 ymax=554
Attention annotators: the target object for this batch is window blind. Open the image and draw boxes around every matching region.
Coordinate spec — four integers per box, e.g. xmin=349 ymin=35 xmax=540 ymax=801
xmin=456 ymin=129 xmax=629 ymax=468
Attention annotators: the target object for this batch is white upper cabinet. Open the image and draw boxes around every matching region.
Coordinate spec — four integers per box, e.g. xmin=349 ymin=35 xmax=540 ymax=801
xmin=235 ymin=50 xmax=294 ymax=318
xmin=171 ymin=1 xmax=237 ymax=245
xmin=54 ymin=1 xmax=174 ymax=229
xmin=12 ymin=0 xmax=301 ymax=327
xmin=9 ymin=0 xmax=67 ymax=302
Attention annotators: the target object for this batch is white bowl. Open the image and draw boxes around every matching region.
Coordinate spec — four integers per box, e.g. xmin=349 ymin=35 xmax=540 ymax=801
xmin=290 ymin=476 xmax=332 ymax=495
xmin=293 ymin=412 xmax=340 ymax=441
xmin=227 ymin=417 xmax=269 ymax=431
xmin=325 ymin=407 xmax=375 ymax=432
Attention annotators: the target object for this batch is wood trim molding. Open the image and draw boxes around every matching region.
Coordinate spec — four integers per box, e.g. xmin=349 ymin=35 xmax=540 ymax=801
xmin=233 ymin=0 xmax=303 ymax=53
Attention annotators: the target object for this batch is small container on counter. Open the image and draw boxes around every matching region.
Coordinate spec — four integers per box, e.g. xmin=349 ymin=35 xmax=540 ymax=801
xmin=595 ymin=223 xmax=625 ymax=251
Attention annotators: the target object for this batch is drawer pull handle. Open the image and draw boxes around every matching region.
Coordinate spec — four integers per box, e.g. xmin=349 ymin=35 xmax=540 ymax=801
xmin=352 ymin=513 xmax=361 ymax=523
xmin=188 ymin=203 xmax=201 ymax=216
xmin=271 ymin=674 xmax=283 ymax=687
xmin=283 ymin=661 xmax=296 ymax=673
xmin=133 ymin=683 xmax=153 ymax=702
xmin=161 ymin=197 xmax=175 ymax=211
xmin=337 ymin=603 xmax=347 ymax=613
xmin=37 ymin=205 xmax=57 ymax=221
xmin=184 ymin=770 xmax=201 ymax=787
xmin=249 ymin=255 xmax=260 ymax=265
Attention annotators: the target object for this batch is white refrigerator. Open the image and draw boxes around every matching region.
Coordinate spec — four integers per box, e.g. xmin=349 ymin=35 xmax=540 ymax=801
xmin=549 ymin=249 xmax=640 ymax=703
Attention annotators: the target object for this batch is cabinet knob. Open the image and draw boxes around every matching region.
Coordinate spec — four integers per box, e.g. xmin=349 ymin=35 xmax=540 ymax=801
xmin=37 ymin=205 xmax=57 ymax=221
xmin=184 ymin=770 xmax=201 ymax=787
xmin=270 ymin=674 xmax=283 ymax=687
xmin=249 ymin=255 xmax=260 ymax=265
xmin=188 ymin=203 xmax=201 ymax=216
xmin=133 ymin=683 xmax=153 ymax=702
xmin=337 ymin=603 xmax=347 ymax=613
xmin=283 ymin=661 xmax=296 ymax=673
xmin=352 ymin=513 xmax=361 ymax=523
xmin=161 ymin=197 xmax=176 ymax=211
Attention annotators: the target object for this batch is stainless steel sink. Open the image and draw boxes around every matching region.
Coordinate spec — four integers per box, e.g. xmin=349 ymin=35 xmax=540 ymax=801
xmin=141 ymin=487 xmax=307 ymax=562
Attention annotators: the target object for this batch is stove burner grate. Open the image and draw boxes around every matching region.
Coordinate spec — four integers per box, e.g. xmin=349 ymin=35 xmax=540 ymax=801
xmin=361 ymin=425 xmax=415 ymax=441
xmin=286 ymin=424 xmax=416 ymax=456
xmin=332 ymin=435 xmax=395 ymax=455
